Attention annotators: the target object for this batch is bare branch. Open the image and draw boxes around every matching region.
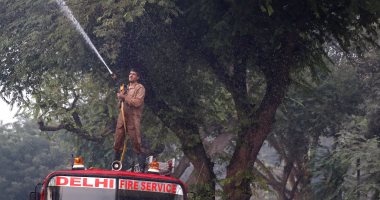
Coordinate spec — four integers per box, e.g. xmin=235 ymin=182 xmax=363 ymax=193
xmin=38 ymin=120 xmax=104 ymax=142
xmin=267 ymin=135 xmax=288 ymax=161
xmin=288 ymin=173 xmax=303 ymax=200
xmin=65 ymin=90 xmax=80 ymax=111
xmin=72 ymin=111 xmax=82 ymax=128
xmin=255 ymin=159 xmax=281 ymax=183
xmin=252 ymin=167 xmax=282 ymax=194
xmin=281 ymin=160 xmax=294 ymax=198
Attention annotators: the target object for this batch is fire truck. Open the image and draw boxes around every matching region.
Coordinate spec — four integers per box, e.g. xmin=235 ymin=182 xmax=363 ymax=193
xmin=30 ymin=156 xmax=187 ymax=200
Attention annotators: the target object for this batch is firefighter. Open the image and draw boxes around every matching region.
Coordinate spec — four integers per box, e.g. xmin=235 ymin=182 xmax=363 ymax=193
xmin=113 ymin=69 xmax=146 ymax=162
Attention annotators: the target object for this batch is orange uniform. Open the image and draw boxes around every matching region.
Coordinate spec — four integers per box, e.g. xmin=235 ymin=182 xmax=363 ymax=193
xmin=114 ymin=83 xmax=145 ymax=154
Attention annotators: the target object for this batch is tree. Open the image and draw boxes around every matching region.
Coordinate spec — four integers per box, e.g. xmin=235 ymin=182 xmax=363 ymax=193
xmin=172 ymin=1 xmax=380 ymax=198
xmin=252 ymin=57 xmax=366 ymax=199
xmin=0 ymin=119 xmax=69 ymax=200
xmin=1 ymin=0 xmax=379 ymax=199
xmin=311 ymin=50 xmax=380 ymax=200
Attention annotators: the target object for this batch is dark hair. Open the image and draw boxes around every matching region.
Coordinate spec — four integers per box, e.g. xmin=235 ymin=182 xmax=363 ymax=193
xmin=130 ymin=68 xmax=140 ymax=77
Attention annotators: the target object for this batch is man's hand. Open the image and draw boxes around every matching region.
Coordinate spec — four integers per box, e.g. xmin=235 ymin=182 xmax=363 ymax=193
xmin=117 ymin=93 xmax=125 ymax=101
xmin=111 ymin=73 xmax=117 ymax=80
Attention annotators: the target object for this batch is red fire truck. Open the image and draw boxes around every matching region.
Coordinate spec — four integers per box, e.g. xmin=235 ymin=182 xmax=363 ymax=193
xmin=30 ymin=156 xmax=187 ymax=200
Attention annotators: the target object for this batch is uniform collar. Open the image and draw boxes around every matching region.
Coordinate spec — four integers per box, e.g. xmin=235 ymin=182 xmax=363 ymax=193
xmin=128 ymin=82 xmax=139 ymax=89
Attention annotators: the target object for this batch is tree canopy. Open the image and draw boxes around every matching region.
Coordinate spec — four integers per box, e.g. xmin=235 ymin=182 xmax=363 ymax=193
xmin=0 ymin=120 xmax=69 ymax=200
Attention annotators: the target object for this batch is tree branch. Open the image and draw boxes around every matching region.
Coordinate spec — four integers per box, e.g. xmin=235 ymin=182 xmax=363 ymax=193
xmin=267 ymin=134 xmax=288 ymax=162
xmin=253 ymin=167 xmax=283 ymax=193
xmin=38 ymin=120 xmax=104 ymax=142
xmin=64 ymin=90 xmax=79 ymax=111
xmin=281 ymin=160 xmax=294 ymax=199
xmin=72 ymin=111 xmax=82 ymax=128
xmin=255 ymin=159 xmax=281 ymax=183
xmin=288 ymin=172 xmax=303 ymax=200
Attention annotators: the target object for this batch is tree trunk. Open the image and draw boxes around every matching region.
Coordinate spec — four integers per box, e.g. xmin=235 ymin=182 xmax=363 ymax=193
xmin=173 ymin=156 xmax=190 ymax=178
xmin=223 ymin=64 xmax=291 ymax=199
xmin=142 ymin=72 xmax=216 ymax=197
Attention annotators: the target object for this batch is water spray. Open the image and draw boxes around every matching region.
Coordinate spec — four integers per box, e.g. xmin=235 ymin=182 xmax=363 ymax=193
xmin=55 ymin=0 xmax=114 ymax=76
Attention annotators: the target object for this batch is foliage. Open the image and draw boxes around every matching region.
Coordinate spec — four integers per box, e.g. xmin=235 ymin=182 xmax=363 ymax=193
xmin=251 ymin=62 xmax=364 ymax=198
xmin=187 ymin=183 xmax=215 ymax=200
xmin=250 ymin=49 xmax=380 ymax=199
xmin=311 ymin=146 xmax=348 ymax=200
xmin=310 ymin=51 xmax=380 ymax=200
xmin=336 ymin=129 xmax=380 ymax=199
xmin=0 ymin=0 xmax=182 ymax=169
xmin=0 ymin=119 xmax=69 ymax=200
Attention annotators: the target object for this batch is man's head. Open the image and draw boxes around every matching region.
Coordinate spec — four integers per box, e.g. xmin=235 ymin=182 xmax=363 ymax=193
xmin=128 ymin=68 xmax=140 ymax=83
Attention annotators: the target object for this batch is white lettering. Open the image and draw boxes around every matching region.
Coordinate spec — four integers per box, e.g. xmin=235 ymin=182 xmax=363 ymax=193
xmin=50 ymin=176 xmax=115 ymax=189
xmin=118 ymin=179 xmax=180 ymax=194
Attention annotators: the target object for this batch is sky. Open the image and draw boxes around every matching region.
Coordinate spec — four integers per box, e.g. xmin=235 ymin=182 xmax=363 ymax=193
xmin=0 ymin=99 xmax=17 ymax=123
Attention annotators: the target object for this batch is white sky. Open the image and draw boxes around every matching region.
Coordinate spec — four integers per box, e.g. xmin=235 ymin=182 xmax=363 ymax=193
xmin=0 ymin=99 xmax=17 ymax=123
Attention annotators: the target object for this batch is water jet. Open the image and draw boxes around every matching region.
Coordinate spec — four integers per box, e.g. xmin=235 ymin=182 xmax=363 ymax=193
xmin=55 ymin=0 xmax=113 ymax=75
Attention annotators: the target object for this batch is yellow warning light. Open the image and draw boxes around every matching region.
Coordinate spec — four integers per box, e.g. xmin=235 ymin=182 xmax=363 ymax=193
xmin=72 ymin=156 xmax=85 ymax=170
xmin=148 ymin=161 xmax=160 ymax=174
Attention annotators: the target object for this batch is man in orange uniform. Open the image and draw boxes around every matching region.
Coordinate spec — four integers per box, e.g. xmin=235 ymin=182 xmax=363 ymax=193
xmin=113 ymin=69 xmax=145 ymax=161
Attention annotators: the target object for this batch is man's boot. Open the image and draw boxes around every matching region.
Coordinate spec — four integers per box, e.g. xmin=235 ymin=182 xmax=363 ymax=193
xmin=137 ymin=153 xmax=147 ymax=173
